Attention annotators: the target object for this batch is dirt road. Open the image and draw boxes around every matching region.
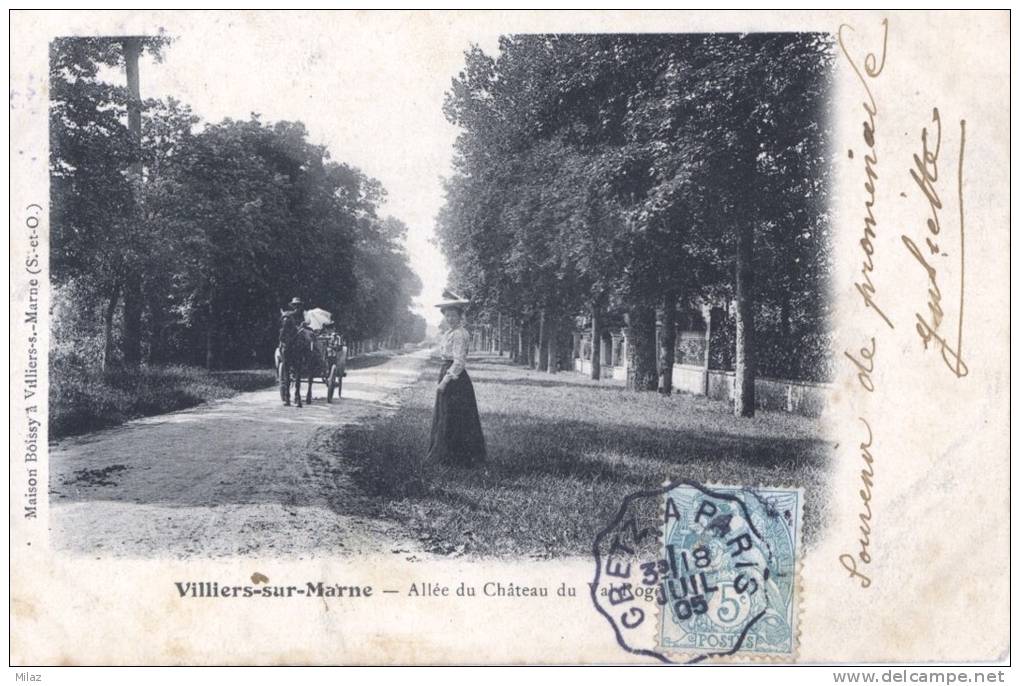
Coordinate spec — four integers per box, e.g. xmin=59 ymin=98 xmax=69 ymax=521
xmin=49 ymin=350 xmax=431 ymax=558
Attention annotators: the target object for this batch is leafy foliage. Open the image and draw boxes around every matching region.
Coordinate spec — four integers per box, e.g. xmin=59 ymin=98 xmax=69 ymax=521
xmin=50 ymin=37 xmax=425 ymax=370
xmin=437 ymin=34 xmax=835 ymax=382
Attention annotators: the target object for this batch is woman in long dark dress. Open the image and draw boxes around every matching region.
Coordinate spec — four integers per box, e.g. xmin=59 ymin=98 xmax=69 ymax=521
xmin=426 ymin=293 xmax=486 ymax=467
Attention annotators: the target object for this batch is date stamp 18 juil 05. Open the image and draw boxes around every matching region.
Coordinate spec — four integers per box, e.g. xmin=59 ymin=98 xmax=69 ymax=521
xmin=591 ymin=481 xmax=802 ymax=664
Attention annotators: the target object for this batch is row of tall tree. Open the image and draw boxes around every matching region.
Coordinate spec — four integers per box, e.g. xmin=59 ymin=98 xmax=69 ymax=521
xmin=50 ymin=37 xmax=425 ymax=371
xmin=437 ymin=34 xmax=835 ymax=415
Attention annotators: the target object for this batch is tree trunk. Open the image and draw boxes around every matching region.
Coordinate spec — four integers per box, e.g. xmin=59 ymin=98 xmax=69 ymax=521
xmin=564 ymin=319 xmax=575 ymax=370
xmin=530 ymin=318 xmax=538 ymax=366
xmin=123 ymin=38 xmax=143 ymax=151
xmin=559 ymin=318 xmax=572 ymax=372
xmin=146 ymin=292 xmax=166 ymax=365
xmin=780 ymin=295 xmax=791 ymax=343
xmin=205 ymin=302 xmax=216 ymax=370
xmin=121 ymin=273 xmax=143 ymax=365
xmin=522 ymin=319 xmax=531 ymax=366
xmin=702 ymin=306 xmax=715 ymax=395
xmin=518 ymin=320 xmax=527 ymax=366
xmin=102 ymin=283 xmax=121 ymax=372
xmin=537 ymin=309 xmax=548 ymax=371
xmin=658 ymin=292 xmax=677 ymax=394
xmin=497 ymin=312 xmax=503 ymax=356
xmin=590 ymin=302 xmax=601 ymax=380
xmin=514 ymin=317 xmax=520 ymax=362
xmin=120 ymin=38 xmax=144 ymax=367
xmin=544 ymin=315 xmax=557 ymax=373
xmin=625 ymin=305 xmax=658 ymax=391
xmin=734 ymin=220 xmax=756 ymax=417
xmin=779 ymin=293 xmax=792 ymax=378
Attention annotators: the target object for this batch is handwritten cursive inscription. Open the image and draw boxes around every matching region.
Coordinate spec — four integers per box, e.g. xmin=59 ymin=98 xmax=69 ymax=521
xmin=838 ymin=18 xmax=889 ymax=590
xmin=839 ymin=417 xmax=875 ymax=589
xmin=840 ymin=19 xmax=894 ymax=331
xmin=844 ymin=336 xmax=877 ymax=393
xmin=838 ymin=19 xmax=971 ymax=590
xmin=900 ymin=110 xmax=969 ymax=378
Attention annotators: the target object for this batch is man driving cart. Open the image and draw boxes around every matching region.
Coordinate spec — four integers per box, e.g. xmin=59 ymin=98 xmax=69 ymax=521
xmin=276 ymin=303 xmax=348 ymax=404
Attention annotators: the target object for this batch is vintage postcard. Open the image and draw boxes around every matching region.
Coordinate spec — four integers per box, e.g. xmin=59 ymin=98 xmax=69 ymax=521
xmin=9 ymin=10 xmax=1010 ymax=666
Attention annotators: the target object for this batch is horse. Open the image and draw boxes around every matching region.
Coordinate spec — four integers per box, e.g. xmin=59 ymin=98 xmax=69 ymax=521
xmin=276 ymin=329 xmax=348 ymax=405
xmin=278 ymin=314 xmax=316 ymax=407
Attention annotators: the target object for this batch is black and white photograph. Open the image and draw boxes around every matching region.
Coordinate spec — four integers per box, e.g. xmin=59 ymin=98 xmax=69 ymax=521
xmin=10 ymin=10 xmax=1010 ymax=671
xmin=46 ymin=29 xmax=833 ymax=559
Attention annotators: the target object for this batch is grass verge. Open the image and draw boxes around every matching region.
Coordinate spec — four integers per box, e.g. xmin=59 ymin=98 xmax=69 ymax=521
xmin=50 ymin=360 xmax=276 ymax=439
xmin=339 ymin=354 xmax=832 ymax=558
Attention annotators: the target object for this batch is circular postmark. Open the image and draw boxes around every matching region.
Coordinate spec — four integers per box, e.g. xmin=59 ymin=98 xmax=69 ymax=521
xmin=591 ymin=481 xmax=802 ymax=664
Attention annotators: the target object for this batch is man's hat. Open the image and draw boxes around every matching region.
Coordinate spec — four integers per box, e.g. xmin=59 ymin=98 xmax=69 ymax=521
xmin=435 ymin=289 xmax=470 ymax=311
xmin=288 ymin=297 xmax=304 ymax=309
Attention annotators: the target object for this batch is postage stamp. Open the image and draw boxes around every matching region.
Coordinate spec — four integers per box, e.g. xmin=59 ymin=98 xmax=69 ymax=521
xmin=656 ymin=484 xmax=802 ymax=660
xmin=591 ymin=481 xmax=803 ymax=664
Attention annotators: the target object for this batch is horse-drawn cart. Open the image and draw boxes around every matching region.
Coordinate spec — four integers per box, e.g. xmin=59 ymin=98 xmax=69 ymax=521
xmin=276 ymin=308 xmax=348 ymax=405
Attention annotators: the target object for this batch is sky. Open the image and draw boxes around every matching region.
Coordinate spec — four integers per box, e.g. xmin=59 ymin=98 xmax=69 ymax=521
xmin=130 ymin=14 xmax=503 ymax=327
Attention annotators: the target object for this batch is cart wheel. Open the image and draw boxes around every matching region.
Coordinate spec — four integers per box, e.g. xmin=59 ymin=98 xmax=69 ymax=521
xmin=327 ymin=364 xmax=339 ymax=403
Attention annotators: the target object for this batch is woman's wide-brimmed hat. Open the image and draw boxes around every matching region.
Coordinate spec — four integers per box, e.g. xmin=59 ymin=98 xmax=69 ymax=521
xmin=435 ymin=289 xmax=470 ymax=311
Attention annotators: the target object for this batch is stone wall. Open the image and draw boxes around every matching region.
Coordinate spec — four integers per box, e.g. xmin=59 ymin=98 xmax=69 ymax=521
xmin=572 ymin=309 xmax=831 ymax=417
xmin=673 ymin=363 xmax=830 ymax=417
xmin=578 ymin=350 xmax=830 ymax=418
